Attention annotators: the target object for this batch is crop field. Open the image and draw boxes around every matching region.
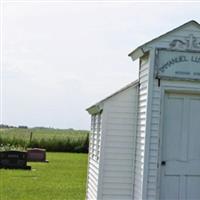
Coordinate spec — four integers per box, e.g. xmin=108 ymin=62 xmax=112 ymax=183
xmin=0 ymin=128 xmax=88 ymax=141
xmin=0 ymin=152 xmax=88 ymax=200
xmin=0 ymin=128 xmax=89 ymax=152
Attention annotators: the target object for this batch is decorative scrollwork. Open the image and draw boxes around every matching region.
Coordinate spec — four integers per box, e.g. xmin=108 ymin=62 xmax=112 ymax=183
xmin=169 ymin=34 xmax=200 ymax=50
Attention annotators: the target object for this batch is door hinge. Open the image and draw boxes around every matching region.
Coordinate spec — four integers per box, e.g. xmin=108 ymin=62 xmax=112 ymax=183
xmin=158 ymin=78 xmax=160 ymax=87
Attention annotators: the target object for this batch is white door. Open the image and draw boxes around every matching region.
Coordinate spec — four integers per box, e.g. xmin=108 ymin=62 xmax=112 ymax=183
xmin=160 ymin=93 xmax=200 ymax=200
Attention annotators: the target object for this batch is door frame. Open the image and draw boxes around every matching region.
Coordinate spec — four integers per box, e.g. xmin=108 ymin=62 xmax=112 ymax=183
xmin=157 ymin=83 xmax=200 ymax=200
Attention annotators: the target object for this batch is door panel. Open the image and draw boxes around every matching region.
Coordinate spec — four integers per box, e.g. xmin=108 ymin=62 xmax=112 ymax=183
xmin=160 ymin=93 xmax=200 ymax=200
xmin=188 ymin=98 xmax=200 ymax=161
xmin=187 ymin=176 xmax=200 ymax=199
xmin=161 ymin=176 xmax=179 ymax=200
xmin=162 ymin=96 xmax=184 ymax=162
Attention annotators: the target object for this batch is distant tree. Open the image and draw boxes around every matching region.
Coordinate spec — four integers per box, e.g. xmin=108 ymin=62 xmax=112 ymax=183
xmin=83 ymin=133 xmax=89 ymax=153
xmin=0 ymin=124 xmax=9 ymax=128
xmin=18 ymin=126 xmax=28 ymax=129
xmin=0 ymin=124 xmax=17 ymax=129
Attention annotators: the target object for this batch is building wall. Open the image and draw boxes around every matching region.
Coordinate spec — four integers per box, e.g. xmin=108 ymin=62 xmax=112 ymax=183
xmin=87 ymin=159 xmax=100 ymax=200
xmin=144 ymin=24 xmax=200 ymax=200
xmin=87 ymin=113 xmax=102 ymax=200
xmin=133 ymin=54 xmax=150 ymax=200
xmin=100 ymin=84 xmax=138 ymax=200
xmin=87 ymin=83 xmax=138 ymax=200
xmin=145 ymin=79 xmax=200 ymax=200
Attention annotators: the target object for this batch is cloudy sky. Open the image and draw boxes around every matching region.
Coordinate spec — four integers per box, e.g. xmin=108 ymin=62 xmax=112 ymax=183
xmin=1 ymin=1 xmax=200 ymax=129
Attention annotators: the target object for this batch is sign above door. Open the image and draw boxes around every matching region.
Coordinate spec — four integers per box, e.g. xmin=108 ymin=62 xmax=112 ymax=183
xmin=156 ymin=49 xmax=200 ymax=81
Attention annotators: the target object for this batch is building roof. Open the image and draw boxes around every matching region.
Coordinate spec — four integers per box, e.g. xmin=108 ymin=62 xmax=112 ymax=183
xmin=128 ymin=20 xmax=200 ymax=61
xmin=86 ymin=80 xmax=139 ymax=114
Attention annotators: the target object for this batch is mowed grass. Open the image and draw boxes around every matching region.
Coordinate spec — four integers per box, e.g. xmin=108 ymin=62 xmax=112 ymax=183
xmin=0 ymin=153 xmax=88 ymax=200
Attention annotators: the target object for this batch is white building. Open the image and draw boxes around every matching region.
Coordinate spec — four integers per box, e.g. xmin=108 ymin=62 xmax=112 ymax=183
xmin=86 ymin=20 xmax=200 ymax=200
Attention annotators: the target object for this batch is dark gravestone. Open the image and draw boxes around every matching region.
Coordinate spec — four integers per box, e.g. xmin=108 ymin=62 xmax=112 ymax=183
xmin=27 ymin=148 xmax=48 ymax=162
xmin=0 ymin=151 xmax=31 ymax=170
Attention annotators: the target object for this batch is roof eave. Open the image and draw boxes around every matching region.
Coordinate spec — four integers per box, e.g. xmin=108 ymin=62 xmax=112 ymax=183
xmin=86 ymin=80 xmax=139 ymax=115
xmin=86 ymin=104 xmax=103 ymax=115
xmin=128 ymin=46 xmax=149 ymax=61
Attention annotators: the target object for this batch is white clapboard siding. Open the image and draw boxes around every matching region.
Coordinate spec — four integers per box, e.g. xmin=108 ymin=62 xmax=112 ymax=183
xmin=145 ymin=79 xmax=200 ymax=200
xmin=127 ymin=21 xmax=200 ymax=200
xmin=133 ymin=53 xmax=150 ymax=200
xmin=143 ymin=24 xmax=200 ymax=200
xmin=86 ymin=81 xmax=138 ymax=200
xmin=87 ymin=112 xmax=102 ymax=200
xmin=100 ymin=84 xmax=138 ymax=200
xmin=87 ymin=159 xmax=99 ymax=200
xmin=138 ymin=23 xmax=200 ymax=199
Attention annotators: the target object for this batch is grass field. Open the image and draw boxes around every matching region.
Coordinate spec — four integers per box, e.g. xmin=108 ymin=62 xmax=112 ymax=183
xmin=0 ymin=152 xmax=88 ymax=200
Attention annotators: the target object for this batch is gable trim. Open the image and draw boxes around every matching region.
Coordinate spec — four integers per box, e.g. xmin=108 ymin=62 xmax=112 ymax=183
xmin=128 ymin=20 xmax=200 ymax=61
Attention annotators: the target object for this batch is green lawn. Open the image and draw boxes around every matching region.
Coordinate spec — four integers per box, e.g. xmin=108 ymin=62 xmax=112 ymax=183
xmin=0 ymin=153 xmax=88 ymax=200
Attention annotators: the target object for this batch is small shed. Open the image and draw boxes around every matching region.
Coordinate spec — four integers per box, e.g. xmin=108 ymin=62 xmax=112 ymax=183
xmin=86 ymin=20 xmax=200 ymax=200
xmin=86 ymin=81 xmax=138 ymax=200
